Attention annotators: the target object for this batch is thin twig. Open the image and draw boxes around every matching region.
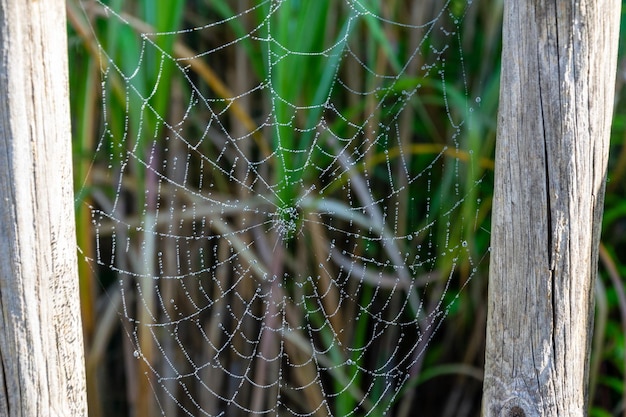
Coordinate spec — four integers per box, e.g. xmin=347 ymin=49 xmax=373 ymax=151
xmin=599 ymin=242 xmax=626 ymax=417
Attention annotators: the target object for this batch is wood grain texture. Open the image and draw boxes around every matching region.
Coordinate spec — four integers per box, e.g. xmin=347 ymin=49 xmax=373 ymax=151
xmin=0 ymin=0 xmax=87 ymax=416
xmin=482 ymin=1 xmax=620 ymax=416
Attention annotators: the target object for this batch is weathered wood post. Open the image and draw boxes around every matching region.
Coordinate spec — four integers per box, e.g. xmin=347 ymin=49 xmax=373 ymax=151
xmin=0 ymin=1 xmax=87 ymax=416
xmin=482 ymin=1 xmax=621 ymax=416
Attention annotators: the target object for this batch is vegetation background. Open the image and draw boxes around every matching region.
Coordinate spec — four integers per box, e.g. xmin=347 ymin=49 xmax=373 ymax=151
xmin=66 ymin=0 xmax=626 ymax=416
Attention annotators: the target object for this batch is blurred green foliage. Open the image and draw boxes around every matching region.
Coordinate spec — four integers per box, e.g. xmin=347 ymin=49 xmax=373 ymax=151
xmin=67 ymin=0 xmax=625 ymax=416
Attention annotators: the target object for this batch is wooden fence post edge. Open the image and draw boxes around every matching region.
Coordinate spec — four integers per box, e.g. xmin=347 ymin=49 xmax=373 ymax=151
xmin=482 ymin=1 xmax=621 ymax=416
xmin=0 ymin=1 xmax=88 ymax=416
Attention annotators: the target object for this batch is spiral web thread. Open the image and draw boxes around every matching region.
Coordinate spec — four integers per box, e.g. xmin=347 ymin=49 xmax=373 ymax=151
xmin=79 ymin=0 xmax=488 ymax=415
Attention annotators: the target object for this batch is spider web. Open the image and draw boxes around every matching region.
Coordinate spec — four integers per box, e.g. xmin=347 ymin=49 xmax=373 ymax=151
xmin=78 ymin=0 xmax=489 ymax=415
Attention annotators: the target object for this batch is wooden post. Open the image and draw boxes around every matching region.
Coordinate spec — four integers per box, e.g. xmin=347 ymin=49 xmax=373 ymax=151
xmin=0 ymin=1 xmax=87 ymax=416
xmin=482 ymin=1 xmax=620 ymax=416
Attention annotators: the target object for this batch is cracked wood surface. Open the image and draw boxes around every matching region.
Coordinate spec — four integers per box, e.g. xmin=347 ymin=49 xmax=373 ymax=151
xmin=482 ymin=1 xmax=620 ymax=416
xmin=0 ymin=1 xmax=87 ymax=416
